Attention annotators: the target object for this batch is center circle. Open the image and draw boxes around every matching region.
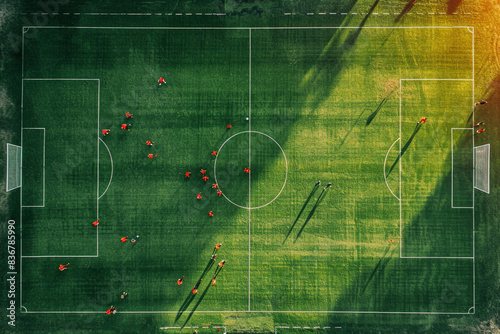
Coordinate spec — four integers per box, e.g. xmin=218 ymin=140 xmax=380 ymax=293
xmin=214 ymin=131 xmax=288 ymax=210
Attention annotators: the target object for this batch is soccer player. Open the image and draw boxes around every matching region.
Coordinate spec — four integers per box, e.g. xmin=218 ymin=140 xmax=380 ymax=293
xmin=121 ymin=292 xmax=128 ymax=299
xmin=106 ymin=306 xmax=115 ymax=315
xmin=211 ymin=254 xmax=216 ymax=261
xmin=148 ymin=154 xmax=157 ymax=159
xmin=418 ymin=117 xmax=427 ymax=124
xmin=125 ymin=112 xmax=133 ymax=118
xmin=158 ymin=77 xmax=166 ymax=86
xmin=212 ymin=184 xmax=218 ymax=189
xmin=315 ymin=180 xmax=321 ymax=186
xmin=146 ymin=140 xmax=154 ymax=146
xmin=216 ymin=243 xmax=222 ymax=250
xmin=121 ymin=124 xmax=131 ymax=131
xmin=121 ymin=236 xmax=129 ymax=243
xmin=209 ymin=211 xmax=214 ymax=217
xmin=211 ymin=275 xmax=216 ymax=286
xmin=476 ymin=129 xmax=485 ymax=134
xmin=203 ymin=176 xmax=209 ymax=182
xmin=474 ymin=121 xmax=485 ymax=127
xmin=227 ymin=124 xmax=231 ymax=130
xmin=192 ymin=286 xmax=198 ymax=295
xmin=244 ymin=167 xmax=250 ymax=173
xmin=59 ymin=263 xmax=70 ymax=271
xmin=200 ymin=169 xmax=207 ymax=175
xmin=185 ymin=171 xmax=191 ymax=178
xmin=92 ymin=219 xmax=99 ymax=227
xmin=177 ymin=276 xmax=184 ymax=285
xmin=211 ymin=151 xmax=217 ymax=156
xmin=102 ymin=129 xmax=110 ymax=136
xmin=197 ymin=193 xmax=202 ymax=200
xmin=131 ymin=235 xmax=139 ymax=243
xmin=475 ymin=100 xmax=487 ymax=106
xmin=217 ymin=190 xmax=222 ymax=196
xmin=218 ymin=260 xmax=226 ymax=268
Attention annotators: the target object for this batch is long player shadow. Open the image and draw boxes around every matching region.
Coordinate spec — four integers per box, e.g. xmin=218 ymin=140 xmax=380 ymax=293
xmin=366 ymin=90 xmax=395 ymax=126
xmin=175 ymin=259 xmax=214 ymax=321
xmin=386 ymin=123 xmax=422 ymax=177
xmin=395 ymin=0 xmax=419 ymax=23
xmin=344 ymin=0 xmax=381 ymax=47
xmin=182 ymin=283 xmax=212 ymax=327
xmin=175 ymin=292 xmax=196 ymax=322
xmin=283 ymin=183 xmax=320 ymax=244
xmin=361 ymin=243 xmax=397 ymax=294
xmin=294 ymin=186 xmax=331 ymax=243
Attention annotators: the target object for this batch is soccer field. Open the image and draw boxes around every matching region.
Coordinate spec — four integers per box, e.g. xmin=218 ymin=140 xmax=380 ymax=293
xmin=2 ymin=1 xmax=500 ymax=333
xmin=21 ymin=25 xmax=474 ymax=312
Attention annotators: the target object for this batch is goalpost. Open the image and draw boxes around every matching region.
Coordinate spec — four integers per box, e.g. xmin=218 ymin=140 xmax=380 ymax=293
xmin=6 ymin=143 xmax=22 ymax=191
xmin=473 ymin=144 xmax=490 ymax=194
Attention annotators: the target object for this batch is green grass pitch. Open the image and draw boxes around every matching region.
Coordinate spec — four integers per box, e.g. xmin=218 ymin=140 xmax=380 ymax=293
xmin=19 ymin=26 xmax=474 ymax=316
xmin=2 ymin=1 xmax=498 ymax=332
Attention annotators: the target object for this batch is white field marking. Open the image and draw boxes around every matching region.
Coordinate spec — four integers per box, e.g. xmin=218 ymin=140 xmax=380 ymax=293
xmin=21 ymin=306 xmax=27 ymax=313
xmin=399 ymin=79 xmax=402 ymax=258
xmin=400 ymin=256 xmax=473 ymax=259
xmin=213 ymin=131 xmax=288 ymax=210
xmin=383 ymin=138 xmax=401 ymax=200
xmin=22 ymin=28 xmax=25 ymax=77
xmin=468 ymin=306 xmax=475 ymax=314
xmin=23 ymin=26 xmax=476 ymax=30
xmin=471 ymin=30 xmax=476 ymax=296
xmin=399 ymin=78 xmax=475 ymax=259
xmin=20 ymin=128 xmax=45 ymax=207
xmin=23 ymin=78 xmax=99 ymax=81
xmin=6 ymin=143 xmax=22 ymax=192
xmin=20 ymin=79 xmax=100 ymax=261
xmin=23 ymin=310 xmax=472 ymax=314
xmin=451 ymin=128 xmax=474 ymax=209
xmin=400 ymin=78 xmax=473 ymax=81
xmin=97 ymin=138 xmax=113 ymax=200
xmin=160 ymin=326 xmax=226 ymax=330
xmin=22 ymin=255 xmax=98 ymax=258
xmin=97 ymin=79 xmax=100 ymax=224
xmin=248 ymin=28 xmax=252 ymax=311
xmin=20 ymin=79 xmax=23 ymax=309
xmin=473 ymin=231 xmax=476 ymax=309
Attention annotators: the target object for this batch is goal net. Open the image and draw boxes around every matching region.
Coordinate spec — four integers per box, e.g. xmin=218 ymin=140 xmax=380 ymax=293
xmin=6 ymin=144 xmax=22 ymax=192
xmin=474 ymin=144 xmax=490 ymax=194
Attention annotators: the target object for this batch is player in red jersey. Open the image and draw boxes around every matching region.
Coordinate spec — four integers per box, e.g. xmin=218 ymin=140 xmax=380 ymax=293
xmin=59 ymin=263 xmax=70 ymax=271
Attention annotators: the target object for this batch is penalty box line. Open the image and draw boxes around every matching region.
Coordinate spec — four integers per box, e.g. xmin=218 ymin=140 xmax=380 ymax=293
xmin=399 ymin=79 xmax=474 ymax=260
xmin=451 ymin=128 xmax=474 ymax=209
xmin=20 ymin=79 xmax=100 ymax=259
xmin=20 ymin=127 xmax=45 ymax=208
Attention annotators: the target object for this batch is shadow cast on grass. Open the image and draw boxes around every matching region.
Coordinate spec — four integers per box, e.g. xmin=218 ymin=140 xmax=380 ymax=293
xmin=395 ymin=0 xmax=420 ymax=23
xmin=386 ymin=123 xmax=422 ymax=177
xmin=344 ymin=0 xmax=381 ymax=47
xmin=294 ymin=186 xmax=331 ymax=243
xmin=446 ymin=0 xmax=463 ymax=14
xmin=366 ymin=90 xmax=395 ymax=126
xmin=182 ymin=283 xmax=212 ymax=327
xmin=361 ymin=243 xmax=394 ymax=294
xmin=283 ymin=183 xmax=320 ymax=244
